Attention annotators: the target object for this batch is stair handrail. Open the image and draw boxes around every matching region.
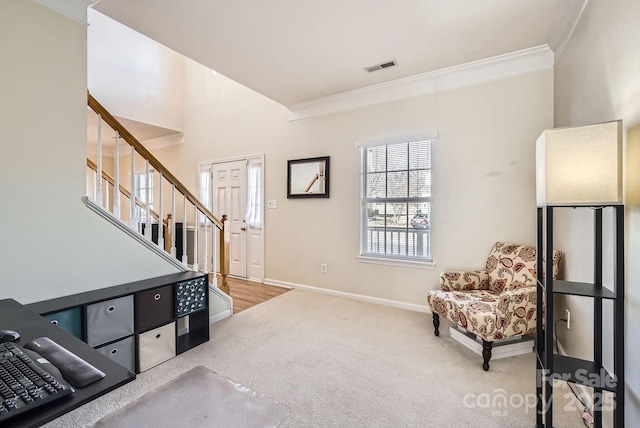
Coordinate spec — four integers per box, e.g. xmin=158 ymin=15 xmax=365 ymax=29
xmin=87 ymin=93 xmax=223 ymax=230
xmin=87 ymin=92 xmax=230 ymax=295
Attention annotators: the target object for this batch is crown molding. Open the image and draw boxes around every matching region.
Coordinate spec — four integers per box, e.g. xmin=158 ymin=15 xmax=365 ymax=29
xmin=548 ymin=0 xmax=589 ymax=60
xmin=33 ymin=0 xmax=99 ymax=24
xmin=288 ymin=45 xmax=554 ymax=121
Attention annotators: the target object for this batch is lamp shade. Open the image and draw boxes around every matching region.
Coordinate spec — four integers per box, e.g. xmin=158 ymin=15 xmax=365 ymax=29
xmin=536 ymin=120 xmax=622 ymax=206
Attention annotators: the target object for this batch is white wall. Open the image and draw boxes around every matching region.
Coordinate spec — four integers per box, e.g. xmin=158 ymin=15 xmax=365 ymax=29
xmin=149 ymin=59 xmax=553 ymax=307
xmin=87 ymin=9 xmax=185 ymax=132
xmin=553 ymin=0 xmax=640 ymax=425
xmin=0 ymin=1 xmax=179 ymax=304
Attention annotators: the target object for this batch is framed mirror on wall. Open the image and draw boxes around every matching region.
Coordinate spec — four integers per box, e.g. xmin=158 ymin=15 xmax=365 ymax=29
xmin=287 ymin=156 xmax=330 ymax=198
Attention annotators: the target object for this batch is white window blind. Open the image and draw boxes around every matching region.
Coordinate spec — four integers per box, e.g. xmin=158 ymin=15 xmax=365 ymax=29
xmin=360 ymin=138 xmax=433 ymax=262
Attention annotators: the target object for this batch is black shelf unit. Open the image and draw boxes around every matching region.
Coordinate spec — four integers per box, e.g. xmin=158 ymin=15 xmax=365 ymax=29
xmin=536 ymin=205 xmax=624 ymax=427
xmin=27 ymin=271 xmax=210 ymax=374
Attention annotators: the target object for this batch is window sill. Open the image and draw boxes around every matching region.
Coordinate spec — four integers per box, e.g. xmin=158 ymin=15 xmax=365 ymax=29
xmin=356 ymin=255 xmax=436 ymax=270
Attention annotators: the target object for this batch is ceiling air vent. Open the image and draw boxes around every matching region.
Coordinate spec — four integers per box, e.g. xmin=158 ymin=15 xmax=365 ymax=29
xmin=364 ymin=59 xmax=397 ymax=73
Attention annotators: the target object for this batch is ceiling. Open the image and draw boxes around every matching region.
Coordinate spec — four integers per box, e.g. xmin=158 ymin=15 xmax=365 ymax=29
xmin=92 ymin=0 xmax=585 ymax=109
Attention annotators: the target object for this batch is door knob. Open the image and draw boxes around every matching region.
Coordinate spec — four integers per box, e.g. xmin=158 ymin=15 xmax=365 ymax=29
xmin=241 ymin=227 xmax=246 ymax=231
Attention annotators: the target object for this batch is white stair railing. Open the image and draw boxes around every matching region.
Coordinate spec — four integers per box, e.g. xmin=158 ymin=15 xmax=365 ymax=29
xmin=85 ymin=92 xmax=230 ymax=295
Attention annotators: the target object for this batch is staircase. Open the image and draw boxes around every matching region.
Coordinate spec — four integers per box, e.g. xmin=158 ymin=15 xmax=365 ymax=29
xmin=84 ymin=92 xmax=232 ymax=316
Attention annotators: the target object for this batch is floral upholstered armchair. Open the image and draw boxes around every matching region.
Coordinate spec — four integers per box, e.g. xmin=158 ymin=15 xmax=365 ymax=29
xmin=426 ymin=242 xmax=561 ymax=371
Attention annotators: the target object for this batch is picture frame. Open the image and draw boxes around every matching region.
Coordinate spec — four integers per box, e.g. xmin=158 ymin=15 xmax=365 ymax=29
xmin=287 ymin=156 xmax=330 ymax=199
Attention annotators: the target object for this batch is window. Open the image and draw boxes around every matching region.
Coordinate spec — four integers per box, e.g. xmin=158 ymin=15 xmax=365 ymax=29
xmin=245 ymin=160 xmax=263 ymax=229
xmin=360 ymin=137 xmax=433 ymax=262
xmin=135 ymin=171 xmax=154 ymax=223
xmin=198 ymin=166 xmax=211 ymax=225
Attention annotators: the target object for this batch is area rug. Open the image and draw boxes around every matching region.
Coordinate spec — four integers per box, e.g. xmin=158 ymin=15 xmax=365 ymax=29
xmin=91 ymin=366 xmax=291 ymax=428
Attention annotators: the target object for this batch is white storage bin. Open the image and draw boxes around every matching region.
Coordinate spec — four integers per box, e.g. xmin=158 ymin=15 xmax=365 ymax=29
xmin=138 ymin=322 xmax=176 ymax=372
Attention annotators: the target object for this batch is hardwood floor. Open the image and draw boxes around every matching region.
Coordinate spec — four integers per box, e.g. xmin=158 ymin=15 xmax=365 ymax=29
xmin=226 ymin=276 xmax=291 ymax=313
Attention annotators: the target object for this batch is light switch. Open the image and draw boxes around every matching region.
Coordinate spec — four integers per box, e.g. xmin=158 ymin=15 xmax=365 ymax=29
xmin=267 ymin=200 xmax=277 ymax=209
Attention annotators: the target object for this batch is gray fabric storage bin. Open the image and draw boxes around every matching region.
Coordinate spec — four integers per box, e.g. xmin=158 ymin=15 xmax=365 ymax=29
xmin=86 ymin=295 xmax=134 ymax=346
xmin=138 ymin=322 xmax=176 ymax=372
xmin=96 ymin=336 xmax=135 ymax=373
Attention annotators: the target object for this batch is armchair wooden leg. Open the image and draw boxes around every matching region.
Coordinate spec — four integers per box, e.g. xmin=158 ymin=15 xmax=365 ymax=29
xmin=432 ymin=313 xmax=440 ymax=336
xmin=482 ymin=340 xmax=493 ymax=371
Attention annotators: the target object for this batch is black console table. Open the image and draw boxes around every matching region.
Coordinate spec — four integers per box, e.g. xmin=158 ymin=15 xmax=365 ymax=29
xmin=0 ymin=298 xmax=136 ymax=428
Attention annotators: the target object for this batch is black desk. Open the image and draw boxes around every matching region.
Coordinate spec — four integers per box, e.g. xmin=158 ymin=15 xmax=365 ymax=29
xmin=0 ymin=299 xmax=136 ymax=428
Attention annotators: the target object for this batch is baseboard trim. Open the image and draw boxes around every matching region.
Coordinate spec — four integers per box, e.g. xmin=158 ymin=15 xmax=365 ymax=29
xmin=210 ymin=309 xmax=232 ymax=324
xmin=264 ymin=278 xmax=429 ymax=313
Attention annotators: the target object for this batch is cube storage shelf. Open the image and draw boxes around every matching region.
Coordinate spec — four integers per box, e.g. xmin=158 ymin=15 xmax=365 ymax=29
xmin=27 ymin=271 xmax=209 ymax=374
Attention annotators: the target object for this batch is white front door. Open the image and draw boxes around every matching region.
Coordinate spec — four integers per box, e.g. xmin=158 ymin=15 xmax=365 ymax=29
xmin=212 ymin=160 xmax=247 ymax=278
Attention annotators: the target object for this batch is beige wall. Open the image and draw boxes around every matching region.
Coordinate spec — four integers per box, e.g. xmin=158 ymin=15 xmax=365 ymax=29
xmin=88 ymin=9 xmax=185 ymax=132
xmin=553 ymin=0 xmax=640 ymax=425
xmin=150 ymin=59 xmax=553 ymax=307
xmin=0 ymin=1 xmax=179 ymax=304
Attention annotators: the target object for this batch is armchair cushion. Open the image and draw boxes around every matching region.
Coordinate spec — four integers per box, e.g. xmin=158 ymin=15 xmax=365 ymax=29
xmin=486 ymin=242 xmax=537 ymax=293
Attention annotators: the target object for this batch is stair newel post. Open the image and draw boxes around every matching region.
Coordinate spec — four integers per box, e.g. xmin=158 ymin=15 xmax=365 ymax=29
xmin=192 ymin=207 xmax=199 ymax=272
xmin=164 ymin=214 xmax=172 ymax=254
xmin=157 ymin=172 xmax=164 ymax=250
xmin=219 ymin=214 xmax=230 ymax=295
xmin=182 ymin=198 xmax=188 ymax=266
xmin=144 ymin=160 xmax=151 ymax=241
xmin=96 ymin=114 xmax=103 ymax=207
xmin=129 ymin=145 xmax=137 ymax=230
xmin=171 ymin=185 xmax=176 ymax=257
xmin=113 ymin=131 xmax=121 ymax=220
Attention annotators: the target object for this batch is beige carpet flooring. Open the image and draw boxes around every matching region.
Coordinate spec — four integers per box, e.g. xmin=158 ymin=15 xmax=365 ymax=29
xmin=44 ymin=289 xmax=589 ymax=428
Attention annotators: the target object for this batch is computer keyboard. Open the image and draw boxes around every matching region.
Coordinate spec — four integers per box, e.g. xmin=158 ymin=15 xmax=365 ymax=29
xmin=0 ymin=342 xmax=73 ymax=423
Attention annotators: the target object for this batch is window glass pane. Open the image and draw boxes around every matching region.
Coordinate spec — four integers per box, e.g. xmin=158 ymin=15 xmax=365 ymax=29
xmin=386 ymin=202 xmax=408 ymax=257
xmin=246 ymin=162 xmax=262 ymax=229
xmin=386 ymin=202 xmax=407 ymax=228
xmin=409 ymin=140 xmax=431 ymax=169
xmin=135 ymin=172 xmax=153 ymax=223
xmin=387 ymin=143 xmax=408 ymax=171
xmin=387 ymin=171 xmax=408 ymax=197
xmin=408 ymin=203 xmax=431 ymax=259
xmin=366 ymin=146 xmax=386 ymax=173
xmin=409 ymin=170 xmax=431 ymax=197
xmin=366 ymin=172 xmax=386 ymax=198
xmin=366 ymin=203 xmax=386 ymax=228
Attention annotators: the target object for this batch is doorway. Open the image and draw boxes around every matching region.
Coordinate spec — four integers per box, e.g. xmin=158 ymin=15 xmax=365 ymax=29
xmin=198 ymin=155 xmax=264 ymax=282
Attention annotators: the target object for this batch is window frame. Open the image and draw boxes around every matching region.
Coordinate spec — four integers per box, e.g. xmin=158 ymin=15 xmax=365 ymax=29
xmin=358 ymin=135 xmax=436 ymax=265
xmin=135 ymin=170 xmax=154 ymax=223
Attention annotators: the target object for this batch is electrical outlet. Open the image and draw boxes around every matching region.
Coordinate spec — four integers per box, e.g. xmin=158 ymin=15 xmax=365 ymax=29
xmin=566 ymin=309 xmax=571 ymax=329
xmin=267 ymin=200 xmax=277 ymax=209
xmin=320 ymin=263 xmax=327 ymax=274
